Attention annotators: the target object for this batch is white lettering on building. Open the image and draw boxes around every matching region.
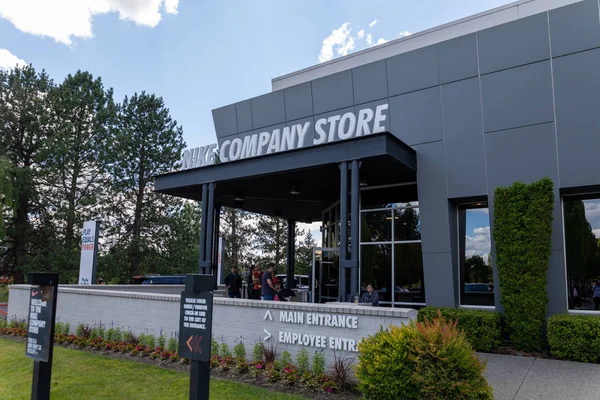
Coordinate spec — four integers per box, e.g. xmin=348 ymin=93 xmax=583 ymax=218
xmin=180 ymin=104 xmax=389 ymax=170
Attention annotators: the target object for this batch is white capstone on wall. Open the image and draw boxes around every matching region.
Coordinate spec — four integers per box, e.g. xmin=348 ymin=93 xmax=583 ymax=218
xmin=7 ymin=285 xmax=416 ymax=366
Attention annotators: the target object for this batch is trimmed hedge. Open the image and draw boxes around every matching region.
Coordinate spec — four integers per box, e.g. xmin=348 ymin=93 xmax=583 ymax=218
xmin=493 ymin=178 xmax=554 ymax=351
xmin=418 ymin=307 xmax=502 ymax=352
xmin=547 ymin=314 xmax=600 ymax=363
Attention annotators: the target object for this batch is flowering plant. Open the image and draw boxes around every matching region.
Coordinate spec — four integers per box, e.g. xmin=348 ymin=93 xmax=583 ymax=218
xmin=265 ymin=362 xmax=281 ymax=383
xmin=210 ymin=354 xmax=221 ymax=369
xmin=320 ymin=375 xmax=337 ymax=393
xmin=282 ymin=364 xmax=299 ymax=385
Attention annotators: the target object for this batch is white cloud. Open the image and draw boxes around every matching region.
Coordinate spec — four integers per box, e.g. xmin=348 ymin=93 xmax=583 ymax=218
xmin=164 ymin=0 xmax=179 ymax=14
xmin=368 ymin=19 xmax=377 ymax=28
xmin=593 ymin=229 xmax=600 ymax=239
xmin=465 ymin=226 xmax=491 ymax=258
xmin=375 ymin=38 xmax=387 ymax=46
xmin=318 ymin=22 xmax=355 ymax=63
xmin=357 ymin=29 xmax=365 ymax=39
xmin=0 ymin=0 xmax=179 ymax=45
xmin=366 ymin=33 xmax=373 ymax=46
xmin=398 ymin=31 xmax=411 ymax=38
xmin=0 ymin=48 xmax=26 ymax=70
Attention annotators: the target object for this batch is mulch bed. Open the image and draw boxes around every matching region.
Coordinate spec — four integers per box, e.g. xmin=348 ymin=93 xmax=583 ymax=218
xmin=1 ymin=335 xmax=360 ymax=400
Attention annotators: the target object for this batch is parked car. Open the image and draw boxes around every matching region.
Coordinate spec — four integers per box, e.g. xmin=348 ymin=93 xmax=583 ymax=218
xmin=276 ymin=274 xmax=309 ymax=289
xmin=132 ymin=274 xmax=160 ymax=284
xmin=141 ymin=275 xmax=186 ymax=285
xmin=464 ymin=283 xmax=494 ymax=293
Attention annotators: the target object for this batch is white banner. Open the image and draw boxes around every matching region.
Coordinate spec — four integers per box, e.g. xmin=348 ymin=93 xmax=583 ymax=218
xmin=78 ymin=221 xmax=99 ymax=285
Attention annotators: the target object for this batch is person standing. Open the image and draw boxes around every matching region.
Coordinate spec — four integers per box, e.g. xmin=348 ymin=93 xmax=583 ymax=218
xmin=261 ymin=263 xmax=278 ymax=301
xmin=593 ymin=280 xmax=600 ymax=310
xmin=224 ymin=265 xmax=243 ymax=299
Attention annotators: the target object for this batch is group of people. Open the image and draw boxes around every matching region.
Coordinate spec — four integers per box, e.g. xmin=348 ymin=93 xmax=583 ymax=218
xmin=572 ymin=279 xmax=600 ymax=310
xmin=223 ymin=263 xmax=283 ymax=301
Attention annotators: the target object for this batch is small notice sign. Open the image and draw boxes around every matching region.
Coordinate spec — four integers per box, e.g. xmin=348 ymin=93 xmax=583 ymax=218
xmin=25 ymin=285 xmax=55 ymax=362
xmin=178 ymin=291 xmax=213 ymax=362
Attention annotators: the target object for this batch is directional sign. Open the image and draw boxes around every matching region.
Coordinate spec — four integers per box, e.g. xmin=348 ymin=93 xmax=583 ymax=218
xmin=263 ymin=329 xmax=272 ymax=342
xmin=25 ymin=285 xmax=55 ymax=362
xmin=264 ymin=310 xmax=273 ymax=321
xmin=178 ymin=291 xmax=213 ymax=362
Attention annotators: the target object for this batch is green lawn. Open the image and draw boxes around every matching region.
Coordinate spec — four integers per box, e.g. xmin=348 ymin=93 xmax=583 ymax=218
xmin=0 ymin=339 xmax=307 ymax=400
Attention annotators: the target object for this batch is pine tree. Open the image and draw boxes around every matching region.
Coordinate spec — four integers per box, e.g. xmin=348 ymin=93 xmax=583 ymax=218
xmin=40 ymin=71 xmax=117 ymax=282
xmin=295 ymin=230 xmax=317 ymax=275
xmin=105 ymin=92 xmax=184 ymax=279
xmin=220 ymin=207 xmax=254 ymax=269
xmin=0 ymin=65 xmax=54 ymax=282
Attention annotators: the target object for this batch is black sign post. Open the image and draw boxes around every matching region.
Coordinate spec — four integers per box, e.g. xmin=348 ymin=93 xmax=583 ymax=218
xmin=26 ymin=272 xmax=59 ymax=400
xmin=178 ymin=274 xmax=214 ymax=400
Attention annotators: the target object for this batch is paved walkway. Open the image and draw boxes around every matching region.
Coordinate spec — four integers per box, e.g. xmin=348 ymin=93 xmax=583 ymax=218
xmin=479 ymin=353 xmax=600 ymax=399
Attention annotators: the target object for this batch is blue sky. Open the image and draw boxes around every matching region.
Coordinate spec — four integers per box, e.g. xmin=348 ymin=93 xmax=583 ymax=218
xmin=0 ymin=0 xmax=509 ymax=247
xmin=1 ymin=0 xmax=511 ymax=150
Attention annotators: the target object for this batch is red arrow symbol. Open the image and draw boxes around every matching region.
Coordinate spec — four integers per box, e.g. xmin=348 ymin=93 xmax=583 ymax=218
xmin=31 ymin=291 xmax=39 ymax=297
xmin=186 ymin=336 xmax=194 ymax=352
xmin=186 ymin=336 xmax=203 ymax=353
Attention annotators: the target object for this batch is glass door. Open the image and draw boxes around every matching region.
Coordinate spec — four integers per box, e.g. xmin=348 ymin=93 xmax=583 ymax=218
xmin=311 ymin=247 xmax=340 ymax=303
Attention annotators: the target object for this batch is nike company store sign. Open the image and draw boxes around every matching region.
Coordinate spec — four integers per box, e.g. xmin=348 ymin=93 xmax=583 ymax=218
xmin=180 ymin=103 xmax=389 ymax=170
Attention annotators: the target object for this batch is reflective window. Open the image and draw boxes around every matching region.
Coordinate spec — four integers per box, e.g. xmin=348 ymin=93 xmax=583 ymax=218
xmin=360 ymin=194 xmax=424 ymax=306
xmin=394 ymin=207 xmax=420 ymax=241
xmin=459 ymin=203 xmax=494 ymax=306
xmin=394 ymin=243 xmax=424 ymax=304
xmin=564 ymin=196 xmax=600 ymax=311
xmin=360 ymin=244 xmax=392 ymax=303
xmin=361 ymin=211 xmax=392 ymax=242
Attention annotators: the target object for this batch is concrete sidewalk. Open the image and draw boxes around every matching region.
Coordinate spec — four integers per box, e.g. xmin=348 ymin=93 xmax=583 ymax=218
xmin=479 ymin=353 xmax=600 ymax=399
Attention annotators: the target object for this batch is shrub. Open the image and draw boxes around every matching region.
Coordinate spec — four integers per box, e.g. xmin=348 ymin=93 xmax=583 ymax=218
xmin=157 ymin=334 xmax=166 ymax=350
xmin=493 ymin=178 xmax=554 ymax=351
xmin=262 ymin=342 xmax=278 ymax=364
xmin=64 ymin=323 xmax=70 ymax=335
xmin=146 ymin=335 xmax=156 ymax=349
xmin=331 ymin=351 xmax=354 ymax=391
xmin=123 ymin=331 xmax=139 ymax=345
xmin=296 ymin=349 xmax=309 ymax=374
xmin=280 ymin=350 xmax=292 ymax=367
xmin=76 ymin=324 xmax=92 ymax=338
xmin=356 ymin=313 xmax=492 ymax=400
xmin=139 ymin=333 xmax=147 ymax=346
xmin=265 ymin=363 xmax=281 ymax=382
xmin=311 ymin=351 xmax=325 ymax=376
xmin=113 ymin=327 xmax=122 ymax=342
xmin=220 ymin=343 xmax=232 ymax=358
xmin=252 ymin=342 xmax=263 ymax=363
xmin=547 ymin=314 xmax=600 ymax=363
xmin=167 ymin=337 xmax=178 ymax=353
xmin=418 ymin=307 xmax=502 ymax=352
xmin=233 ymin=342 xmax=246 ymax=360
xmin=211 ymin=338 xmax=220 ymax=357
xmin=236 ymin=358 xmax=249 ymax=373
xmin=105 ymin=328 xmax=115 ymax=342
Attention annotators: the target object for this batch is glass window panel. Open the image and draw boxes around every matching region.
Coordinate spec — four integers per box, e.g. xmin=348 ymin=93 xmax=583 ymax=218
xmin=360 ymin=211 xmax=392 ymax=242
xmin=394 ymin=243 xmax=425 ymax=304
xmin=360 ymin=244 xmax=392 ymax=302
xmin=459 ymin=205 xmax=494 ymax=306
xmin=394 ymin=208 xmax=421 ymax=241
xmin=564 ymin=197 xmax=600 ymax=311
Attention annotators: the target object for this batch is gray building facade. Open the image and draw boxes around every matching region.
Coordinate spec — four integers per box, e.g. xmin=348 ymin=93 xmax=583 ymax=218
xmin=156 ymin=0 xmax=600 ymax=315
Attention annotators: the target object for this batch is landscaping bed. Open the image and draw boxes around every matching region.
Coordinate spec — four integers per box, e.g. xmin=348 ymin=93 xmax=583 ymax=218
xmin=0 ymin=322 xmax=359 ymax=399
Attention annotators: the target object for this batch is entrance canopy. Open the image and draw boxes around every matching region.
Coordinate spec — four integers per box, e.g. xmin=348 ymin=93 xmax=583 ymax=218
xmin=154 ymin=132 xmax=416 ymax=222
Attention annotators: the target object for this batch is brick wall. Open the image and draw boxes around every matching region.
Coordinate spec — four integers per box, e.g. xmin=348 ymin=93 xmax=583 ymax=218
xmin=7 ymin=285 xmax=416 ymax=367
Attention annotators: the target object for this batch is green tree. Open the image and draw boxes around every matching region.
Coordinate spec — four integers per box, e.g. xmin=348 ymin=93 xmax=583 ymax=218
xmin=160 ymin=201 xmax=201 ymax=274
xmin=220 ymin=207 xmax=255 ymax=269
xmin=0 ymin=157 xmax=13 ymax=240
xmin=295 ymin=229 xmax=316 ymax=275
xmin=465 ymin=255 xmax=491 ymax=283
xmin=40 ymin=71 xmax=117 ymax=282
xmin=0 ymin=65 xmax=54 ymax=282
xmin=105 ymin=92 xmax=184 ymax=279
